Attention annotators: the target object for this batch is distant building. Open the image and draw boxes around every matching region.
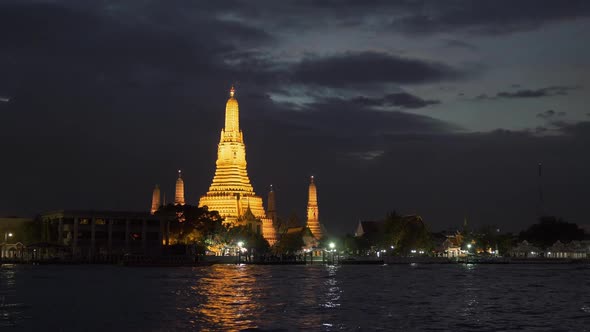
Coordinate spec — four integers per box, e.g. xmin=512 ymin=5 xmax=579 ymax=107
xmin=510 ymin=240 xmax=541 ymax=258
xmin=306 ymin=176 xmax=325 ymax=239
xmin=150 ymin=185 xmax=161 ymax=215
xmin=0 ymin=216 xmax=33 ymax=259
xmin=441 ymin=232 xmax=464 ymax=258
xmin=354 ymin=221 xmax=384 ymax=238
xmin=546 ymin=240 xmax=588 ymax=259
xmin=175 ymin=170 xmax=185 ymax=206
xmin=39 ymin=210 xmax=165 ymax=260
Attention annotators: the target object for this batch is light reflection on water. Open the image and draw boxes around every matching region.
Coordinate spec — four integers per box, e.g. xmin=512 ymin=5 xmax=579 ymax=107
xmin=187 ymin=264 xmax=260 ymax=330
xmin=322 ymin=265 xmax=341 ymax=309
xmin=1 ymin=263 xmax=589 ymax=331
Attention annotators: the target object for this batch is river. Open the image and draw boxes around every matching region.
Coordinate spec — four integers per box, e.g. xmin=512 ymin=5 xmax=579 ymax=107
xmin=1 ymin=263 xmax=589 ymax=331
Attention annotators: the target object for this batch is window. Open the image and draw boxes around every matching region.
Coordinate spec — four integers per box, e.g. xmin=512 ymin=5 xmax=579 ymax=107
xmin=79 ymin=219 xmax=89 ymax=225
xmin=95 ymin=218 xmax=106 ymax=225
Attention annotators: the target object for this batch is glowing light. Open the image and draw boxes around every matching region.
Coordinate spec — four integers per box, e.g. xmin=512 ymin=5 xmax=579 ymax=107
xmin=306 ymin=176 xmax=323 ymax=239
xmin=198 ymin=87 xmax=269 ymax=231
xmin=7 ymin=233 xmax=13 ymax=237
xmin=467 ymin=244 xmax=472 ymax=249
xmin=411 ymin=249 xmax=417 ymax=253
xmin=238 ymin=241 xmax=244 ymax=248
xmin=329 ymin=242 xmax=335 ymax=249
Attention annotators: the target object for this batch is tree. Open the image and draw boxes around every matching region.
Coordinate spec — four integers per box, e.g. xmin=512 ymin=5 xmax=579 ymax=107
xmin=274 ymin=229 xmax=305 ymax=255
xmin=225 ymin=225 xmax=270 ymax=256
xmin=382 ymin=212 xmax=433 ymax=255
xmin=519 ymin=216 xmax=585 ymax=248
xmin=155 ymin=204 xmax=224 ymax=250
xmin=342 ymin=233 xmax=370 ymax=255
xmin=475 ymin=225 xmax=501 ymax=253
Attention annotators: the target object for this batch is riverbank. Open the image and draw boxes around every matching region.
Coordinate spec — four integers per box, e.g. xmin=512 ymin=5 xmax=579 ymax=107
xmin=2 ymin=257 xmax=589 ymax=266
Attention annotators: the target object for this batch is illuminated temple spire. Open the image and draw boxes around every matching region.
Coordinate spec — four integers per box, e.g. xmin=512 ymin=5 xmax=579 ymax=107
xmin=150 ymin=184 xmax=161 ymax=214
xmin=175 ymin=170 xmax=185 ymax=205
xmin=199 ymin=86 xmax=267 ymax=224
xmin=224 ymin=85 xmax=240 ymax=134
xmin=267 ymin=185 xmax=277 ymax=222
xmin=306 ymin=176 xmax=324 ymax=239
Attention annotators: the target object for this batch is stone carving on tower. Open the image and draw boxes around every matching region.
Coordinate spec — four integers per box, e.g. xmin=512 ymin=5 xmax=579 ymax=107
xmin=198 ymin=86 xmax=268 ymax=227
xmin=150 ymin=184 xmax=161 ymax=215
xmin=175 ymin=169 xmax=185 ymax=205
xmin=306 ymin=176 xmax=324 ymax=239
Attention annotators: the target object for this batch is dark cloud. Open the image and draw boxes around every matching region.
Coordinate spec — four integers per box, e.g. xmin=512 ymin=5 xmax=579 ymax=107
xmin=1 ymin=0 xmax=589 ymax=236
xmin=172 ymin=1 xmax=590 ymax=37
xmin=0 ymin=1 xmax=274 ymax=96
xmin=536 ymin=110 xmax=567 ymax=119
xmin=352 ymin=92 xmax=440 ymax=109
xmin=392 ymin=0 xmax=590 ymax=35
xmin=473 ymin=86 xmax=580 ymax=101
xmin=497 ymin=86 xmax=579 ymax=98
xmin=443 ymin=39 xmax=477 ymax=51
xmin=290 ymin=52 xmax=466 ymax=87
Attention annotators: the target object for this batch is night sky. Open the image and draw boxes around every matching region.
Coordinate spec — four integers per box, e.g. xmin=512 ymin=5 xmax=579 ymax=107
xmin=1 ymin=1 xmax=589 ymax=235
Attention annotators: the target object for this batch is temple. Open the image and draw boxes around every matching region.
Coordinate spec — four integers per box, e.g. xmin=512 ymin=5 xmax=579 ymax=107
xmin=175 ymin=170 xmax=185 ymax=205
xmin=198 ymin=87 xmax=267 ymax=224
xmin=150 ymin=184 xmax=161 ymax=215
xmin=306 ymin=176 xmax=324 ymax=239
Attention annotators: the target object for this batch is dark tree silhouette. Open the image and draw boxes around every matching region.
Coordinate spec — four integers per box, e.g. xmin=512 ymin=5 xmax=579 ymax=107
xmin=519 ymin=216 xmax=585 ymax=248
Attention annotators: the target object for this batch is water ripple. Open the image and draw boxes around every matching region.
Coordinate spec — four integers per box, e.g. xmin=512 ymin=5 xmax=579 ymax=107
xmin=0 ymin=264 xmax=589 ymax=330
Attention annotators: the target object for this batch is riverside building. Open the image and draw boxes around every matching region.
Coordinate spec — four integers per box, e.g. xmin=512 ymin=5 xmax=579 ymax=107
xmin=39 ymin=210 xmax=165 ymax=260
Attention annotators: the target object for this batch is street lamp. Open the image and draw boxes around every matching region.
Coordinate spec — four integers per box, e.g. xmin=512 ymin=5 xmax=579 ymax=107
xmin=3 ymin=232 xmax=13 ymax=242
xmin=237 ymin=241 xmax=243 ymax=264
xmin=2 ymin=232 xmax=13 ymax=259
xmin=328 ymin=242 xmax=336 ymax=264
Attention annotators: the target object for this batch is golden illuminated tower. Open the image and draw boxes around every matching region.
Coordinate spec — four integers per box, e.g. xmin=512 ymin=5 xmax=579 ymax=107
xmin=150 ymin=184 xmax=161 ymax=214
xmin=175 ymin=169 xmax=185 ymax=205
xmin=199 ymin=87 xmax=267 ymax=224
xmin=262 ymin=185 xmax=278 ymax=246
xmin=306 ymin=176 xmax=324 ymax=239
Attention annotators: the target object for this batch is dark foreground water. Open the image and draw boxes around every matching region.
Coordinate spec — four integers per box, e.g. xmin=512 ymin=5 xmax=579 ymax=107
xmin=1 ymin=263 xmax=589 ymax=331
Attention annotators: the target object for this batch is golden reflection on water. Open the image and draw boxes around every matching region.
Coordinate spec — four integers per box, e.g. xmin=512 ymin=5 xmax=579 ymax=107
xmin=186 ymin=265 xmax=260 ymax=331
